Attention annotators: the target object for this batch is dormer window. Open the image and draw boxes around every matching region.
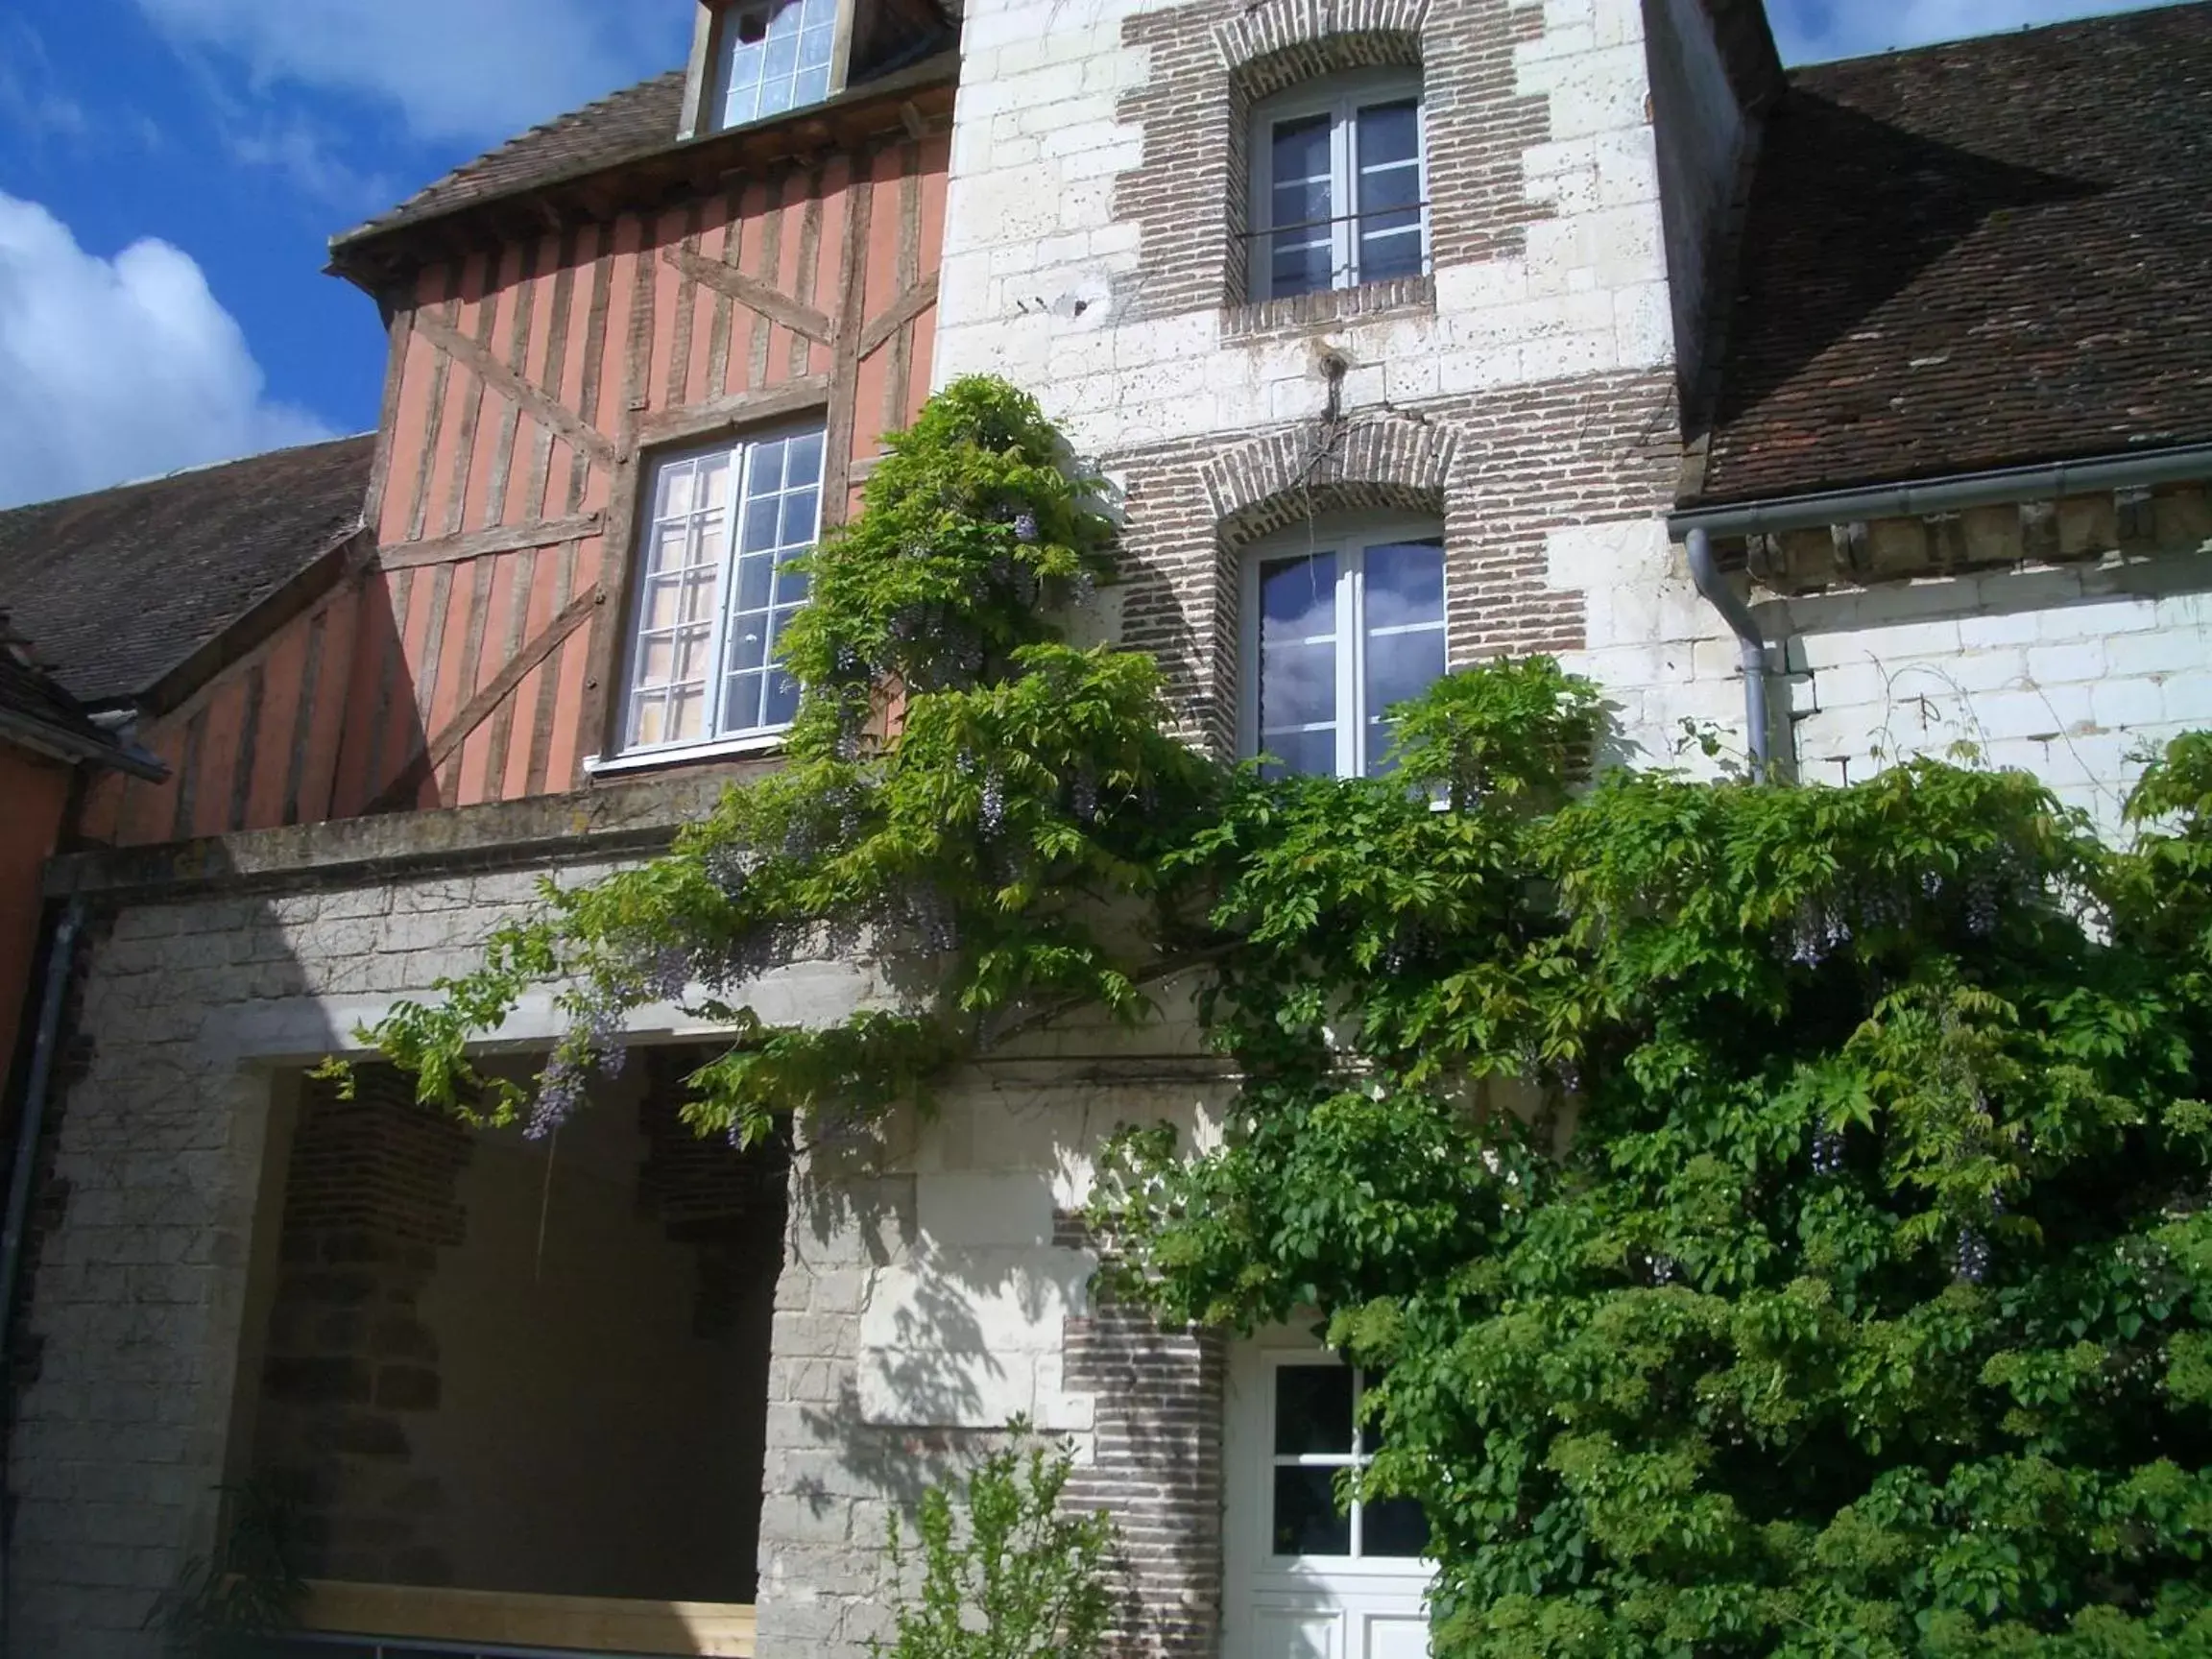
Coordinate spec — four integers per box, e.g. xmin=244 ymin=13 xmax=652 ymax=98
xmin=710 ymin=0 xmax=842 ymax=131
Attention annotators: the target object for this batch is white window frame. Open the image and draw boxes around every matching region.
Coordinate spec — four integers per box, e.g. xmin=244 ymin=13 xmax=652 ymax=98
xmin=1238 ymin=515 xmax=1449 ymax=781
xmin=613 ymin=422 xmax=826 ymax=762
xmin=1248 ymin=69 xmax=1430 ymax=302
xmin=704 ymin=0 xmax=854 ymax=134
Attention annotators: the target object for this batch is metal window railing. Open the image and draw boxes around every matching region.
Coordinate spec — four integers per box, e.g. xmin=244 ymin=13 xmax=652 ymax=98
xmin=1236 ymin=203 xmax=1431 ymax=240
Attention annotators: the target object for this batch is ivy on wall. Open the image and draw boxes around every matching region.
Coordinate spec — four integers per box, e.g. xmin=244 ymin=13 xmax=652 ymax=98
xmin=361 ymin=377 xmax=2212 ymax=1654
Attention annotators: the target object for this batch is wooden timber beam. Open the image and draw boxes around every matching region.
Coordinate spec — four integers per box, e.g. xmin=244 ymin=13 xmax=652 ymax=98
xmin=662 ymin=245 xmax=835 ymax=345
xmin=415 ymin=311 xmax=619 ymax=470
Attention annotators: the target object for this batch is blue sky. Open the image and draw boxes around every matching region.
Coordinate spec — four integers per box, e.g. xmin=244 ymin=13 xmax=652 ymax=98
xmin=0 ymin=0 xmax=2177 ymax=507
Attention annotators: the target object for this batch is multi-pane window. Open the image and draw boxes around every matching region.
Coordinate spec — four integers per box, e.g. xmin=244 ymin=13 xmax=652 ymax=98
xmin=1246 ymin=520 xmax=1448 ymax=779
xmin=1252 ymin=73 xmax=1427 ymax=301
xmin=1270 ymin=1362 xmax=1429 ymax=1562
xmin=711 ymin=0 xmax=840 ymax=132
xmin=622 ymin=426 xmax=824 ymax=756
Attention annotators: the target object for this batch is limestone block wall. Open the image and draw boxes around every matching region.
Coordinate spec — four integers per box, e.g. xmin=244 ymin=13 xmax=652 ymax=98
xmin=5 ymin=788 xmax=1232 ymax=1659
xmin=1549 ymin=489 xmax=2212 ymax=830
xmin=1 ymin=863 xmax=635 ymax=1658
xmin=932 ymin=0 xmax=1739 ymax=749
xmin=756 ymin=990 xmax=1236 ymax=1659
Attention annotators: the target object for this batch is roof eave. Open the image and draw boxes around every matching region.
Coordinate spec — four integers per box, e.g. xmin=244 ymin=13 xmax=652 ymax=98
xmin=326 ymin=49 xmax=961 ymax=297
xmin=0 ymin=708 xmax=168 ymax=781
xmin=1671 ymin=440 xmax=2212 ymax=540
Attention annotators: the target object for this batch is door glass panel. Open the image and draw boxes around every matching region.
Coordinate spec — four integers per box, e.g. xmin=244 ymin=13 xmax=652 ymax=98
xmin=1273 ymin=1466 xmax=1352 ymax=1557
xmin=1257 ymin=1609 xmax=1343 ymax=1659
xmin=1276 ymin=1365 xmax=1356 ymax=1455
xmin=1363 ymin=1496 xmax=1431 ymax=1559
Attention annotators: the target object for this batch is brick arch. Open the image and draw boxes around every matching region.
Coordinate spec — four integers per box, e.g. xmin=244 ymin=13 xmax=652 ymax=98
xmin=1214 ymin=0 xmax=1428 ymax=100
xmin=1203 ymin=415 xmax=1456 ymax=547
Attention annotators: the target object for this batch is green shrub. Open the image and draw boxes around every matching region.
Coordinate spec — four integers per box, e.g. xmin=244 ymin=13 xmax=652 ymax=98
xmin=874 ymin=1435 xmax=1117 ymax=1659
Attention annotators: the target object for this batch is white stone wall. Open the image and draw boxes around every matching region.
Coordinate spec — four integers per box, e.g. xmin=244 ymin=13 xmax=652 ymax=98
xmin=935 ymin=0 xmax=1680 ymax=449
xmin=1785 ymin=558 xmax=2212 ymax=827
xmin=1545 ymin=514 xmax=2212 ymax=830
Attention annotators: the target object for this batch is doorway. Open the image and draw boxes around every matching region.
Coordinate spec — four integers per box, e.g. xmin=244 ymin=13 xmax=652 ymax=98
xmin=1221 ymin=1335 xmax=1434 ymax=1659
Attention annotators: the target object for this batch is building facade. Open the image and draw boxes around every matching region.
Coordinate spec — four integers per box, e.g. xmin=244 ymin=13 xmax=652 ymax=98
xmin=0 ymin=2 xmax=2207 ymax=1657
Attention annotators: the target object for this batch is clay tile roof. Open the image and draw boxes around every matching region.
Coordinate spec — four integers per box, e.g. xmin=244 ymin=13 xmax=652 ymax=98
xmin=339 ymin=71 xmax=687 ymax=246
xmin=0 ymin=436 xmax=375 ymax=709
xmin=1695 ymin=2 xmax=2212 ymax=507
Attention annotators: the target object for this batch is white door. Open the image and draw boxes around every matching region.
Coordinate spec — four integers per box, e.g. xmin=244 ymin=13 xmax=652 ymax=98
xmin=1222 ymin=1337 xmax=1434 ymax=1659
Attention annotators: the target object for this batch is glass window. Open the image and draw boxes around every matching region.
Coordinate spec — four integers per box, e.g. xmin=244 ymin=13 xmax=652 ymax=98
xmin=1268 ymin=1362 xmax=1430 ymax=1562
xmin=1252 ymin=75 xmax=1428 ymax=301
xmin=1249 ymin=527 xmax=1447 ymax=780
xmin=713 ymin=0 xmax=840 ymax=131
xmin=622 ymin=426 xmax=824 ymax=755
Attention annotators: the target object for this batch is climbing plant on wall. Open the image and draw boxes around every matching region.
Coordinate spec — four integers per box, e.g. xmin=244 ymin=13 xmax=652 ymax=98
xmin=363 ymin=376 xmax=2212 ymax=1655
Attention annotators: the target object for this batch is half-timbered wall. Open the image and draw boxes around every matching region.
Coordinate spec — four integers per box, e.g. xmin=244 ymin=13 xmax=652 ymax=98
xmin=82 ymin=132 xmax=950 ymax=848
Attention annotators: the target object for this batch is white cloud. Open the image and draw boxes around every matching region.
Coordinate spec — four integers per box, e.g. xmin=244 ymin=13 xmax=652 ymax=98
xmin=1771 ymin=0 xmax=2170 ymax=63
xmin=133 ymin=0 xmax=692 ymax=144
xmin=0 ymin=194 xmax=336 ymax=509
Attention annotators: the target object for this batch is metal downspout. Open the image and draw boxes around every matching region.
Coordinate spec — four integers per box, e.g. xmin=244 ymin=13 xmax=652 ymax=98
xmin=0 ymin=896 xmax=86 ymax=1639
xmin=1686 ymin=526 xmax=1771 ymax=782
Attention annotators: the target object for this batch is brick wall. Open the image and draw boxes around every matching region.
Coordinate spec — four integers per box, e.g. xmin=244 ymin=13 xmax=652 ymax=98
xmin=251 ymin=1067 xmax=472 ymax=1584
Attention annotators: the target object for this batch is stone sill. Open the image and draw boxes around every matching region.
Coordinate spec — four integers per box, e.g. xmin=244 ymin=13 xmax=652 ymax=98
xmin=298 ymin=1578 xmax=756 ymax=1656
xmin=1221 ymin=275 xmax=1434 ymax=339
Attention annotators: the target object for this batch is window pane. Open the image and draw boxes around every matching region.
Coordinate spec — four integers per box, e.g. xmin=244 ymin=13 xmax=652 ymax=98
xmin=1360 ymin=217 xmax=1425 ymax=282
xmin=1268 ymin=113 xmax=1334 ymax=297
xmin=1358 ymin=100 xmax=1420 ymax=167
xmin=743 ymin=494 xmax=782 ymax=553
xmin=1275 ymin=1366 xmax=1356 ymax=1455
xmin=1271 ymin=114 xmax=1333 ymax=191
xmin=723 ymin=668 xmax=766 ymax=733
xmin=1261 ymin=638 xmax=1336 ymax=733
xmin=776 ymin=563 xmax=811 ymax=609
xmin=1365 ymin=541 xmax=1445 ymax=630
xmin=799 ymin=23 xmax=835 ymax=66
xmin=749 ymin=436 xmax=787 ymax=493
xmin=1261 ymin=728 xmax=1337 ymax=781
xmin=736 ymin=553 xmax=775 ymax=615
xmin=782 ymin=489 xmax=821 ymax=548
xmin=1361 ymin=1496 xmax=1430 ymax=1559
xmin=1260 ymin=553 xmax=1336 ymax=641
xmin=764 ymin=667 xmax=802 ymax=728
xmin=730 ymin=614 xmax=772 ymax=673
xmin=1272 ymin=177 xmax=1333 ymax=234
xmin=1365 ymin=629 xmax=1446 ymax=776
xmin=1271 ymin=237 xmax=1334 ymax=298
xmin=785 ymin=430 xmax=824 ymax=487
xmin=1359 ymin=162 xmax=1422 ymax=217
xmin=1273 ymin=1468 xmax=1352 ymax=1557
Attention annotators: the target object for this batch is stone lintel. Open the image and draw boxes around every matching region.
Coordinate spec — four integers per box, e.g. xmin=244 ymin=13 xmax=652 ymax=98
xmin=44 ymin=761 xmax=775 ymax=905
